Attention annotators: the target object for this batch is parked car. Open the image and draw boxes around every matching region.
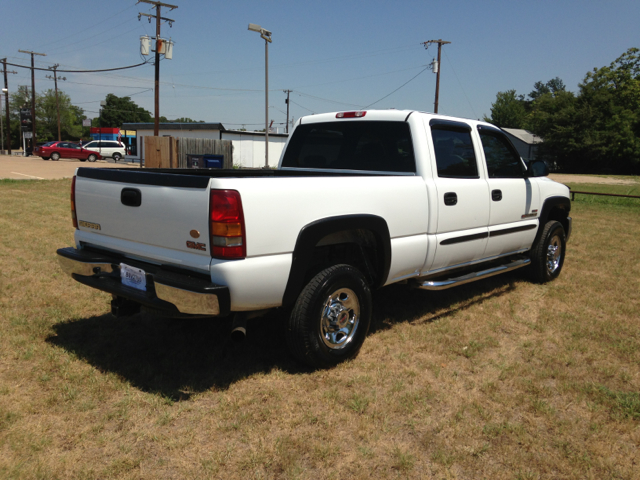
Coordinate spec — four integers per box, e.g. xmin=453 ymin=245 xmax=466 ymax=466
xmin=34 ymin=141 xmax=102 ymax=162
xmin=81 ymin=140 xmax=126 ymax=162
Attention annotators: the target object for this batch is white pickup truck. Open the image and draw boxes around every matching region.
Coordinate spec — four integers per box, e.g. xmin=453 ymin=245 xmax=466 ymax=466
xmin=57 ymin=109 xmax=571 ymax=368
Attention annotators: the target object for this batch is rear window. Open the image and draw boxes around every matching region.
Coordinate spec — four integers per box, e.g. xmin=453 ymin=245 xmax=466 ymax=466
xmin=281 ymin=121 xmax=415 ymax=173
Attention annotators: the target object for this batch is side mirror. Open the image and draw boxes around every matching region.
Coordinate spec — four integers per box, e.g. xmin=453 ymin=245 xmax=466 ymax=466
xmin=527 ymin=160 xmax=549 ymax=177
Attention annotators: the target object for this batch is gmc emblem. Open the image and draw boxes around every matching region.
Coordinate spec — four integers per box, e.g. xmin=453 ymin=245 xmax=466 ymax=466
xmin=186 ymin=241 xmax=207 ymax=251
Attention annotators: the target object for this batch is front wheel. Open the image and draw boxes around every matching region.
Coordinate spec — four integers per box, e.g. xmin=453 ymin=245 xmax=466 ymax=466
xmin=87 ymin=154 xmax=97 ymax=162
xmin=113 ymin=153 xmax=122 ymax=162
xmin=529 ymin=220 xmax=566 ymax=283
xmin=287 ymin=264 xmax=372 ymax=368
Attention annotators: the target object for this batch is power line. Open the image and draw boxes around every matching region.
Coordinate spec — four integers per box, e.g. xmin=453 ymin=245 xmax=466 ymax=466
xmin=364 ymin=66 xmax=430 ymax=109
xmin=4 ymin=60 xmax=150 ymax=73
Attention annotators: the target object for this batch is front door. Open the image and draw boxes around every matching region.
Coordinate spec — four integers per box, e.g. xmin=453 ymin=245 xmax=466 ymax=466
xmin=478 ymin=126 xmax=539 ymax=258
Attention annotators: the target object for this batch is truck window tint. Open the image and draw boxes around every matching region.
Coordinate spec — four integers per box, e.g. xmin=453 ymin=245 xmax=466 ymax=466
xmin=431 ymin=127 xmax=478 ymax=178
xmin=480 ymin=131 xmax=524 ymax=178
xmin=281 ymin=121 xmax=415 ymax=173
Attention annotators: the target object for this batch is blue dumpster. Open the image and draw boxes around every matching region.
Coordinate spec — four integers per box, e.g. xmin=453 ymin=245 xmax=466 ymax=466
xmin=203 ymin=154 xmax=224 ymax=168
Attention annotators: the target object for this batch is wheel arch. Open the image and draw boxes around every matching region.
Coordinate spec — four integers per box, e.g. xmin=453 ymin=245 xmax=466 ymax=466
xmin=282 ymin=214 xmax=391 ymax=307
xmin=534 ymin=196 xmax=571 ymax=246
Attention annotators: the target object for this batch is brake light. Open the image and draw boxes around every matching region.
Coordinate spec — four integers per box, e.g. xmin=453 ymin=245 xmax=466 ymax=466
xmin=336 ymin=111 xmax=366 ymax=118
xmin=71 ymin=176 xmax=78 ymax=229
xmin=210 ymin=189 xmax=246 ymax=259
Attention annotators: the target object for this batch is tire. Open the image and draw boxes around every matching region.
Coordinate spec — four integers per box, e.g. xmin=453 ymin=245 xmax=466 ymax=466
xmin=529 ymin=220 xmax=566 ymax=283
xmin=41 ymin=157 xmax=50 ymax=161
xmin=87 ymin=154 xmax=97 ymax=162
xmin=79 ymin=159 xmax=87 ymax=162
xmin=287 ymin=264 xmax=372 ymax=368
xmin=113 ymin=153 xmax=122 ymax=162
xmin=51 ymin=152 xmax=60 ymax=161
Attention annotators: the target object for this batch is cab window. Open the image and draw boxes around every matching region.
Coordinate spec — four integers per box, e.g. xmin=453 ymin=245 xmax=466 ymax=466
xmin=430 ymin=121 xmax=478 ymax=178
xmin=479 ymin=127 xmax=524 ymax=178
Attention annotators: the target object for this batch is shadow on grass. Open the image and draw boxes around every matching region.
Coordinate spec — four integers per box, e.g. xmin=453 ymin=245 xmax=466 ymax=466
xmin=46 ymin=271 xmax=522 ymax=400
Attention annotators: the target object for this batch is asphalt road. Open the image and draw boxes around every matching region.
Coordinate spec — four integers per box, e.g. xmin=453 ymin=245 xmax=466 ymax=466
xmin=0 ymin=154 xmax=139 ymax=180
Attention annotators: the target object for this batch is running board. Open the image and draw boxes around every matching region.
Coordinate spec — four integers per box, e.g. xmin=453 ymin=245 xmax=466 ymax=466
xmin=414 ymin=258 xmax=531 ymax=291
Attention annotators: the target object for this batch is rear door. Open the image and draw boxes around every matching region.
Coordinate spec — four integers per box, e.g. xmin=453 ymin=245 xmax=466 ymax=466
xmin=428 ymin=119 xmax=490 ymax=271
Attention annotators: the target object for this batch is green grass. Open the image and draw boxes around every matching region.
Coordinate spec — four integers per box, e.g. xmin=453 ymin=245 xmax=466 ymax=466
xmin=0 ymin=177 xmax=639 ymax=479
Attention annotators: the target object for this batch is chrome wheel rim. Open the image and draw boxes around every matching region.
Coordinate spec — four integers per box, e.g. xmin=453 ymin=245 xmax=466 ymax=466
xmin=546 ymin=234 xmax=562 ymax=274
xmin=320 ymin=288 xmax=360 ymax=350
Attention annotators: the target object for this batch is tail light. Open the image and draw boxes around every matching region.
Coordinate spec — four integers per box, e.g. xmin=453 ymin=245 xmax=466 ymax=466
xmin=71 ymin=176 xmax=78 ymax=229
xmin=210 ymin=189 xmax=246 ymax=259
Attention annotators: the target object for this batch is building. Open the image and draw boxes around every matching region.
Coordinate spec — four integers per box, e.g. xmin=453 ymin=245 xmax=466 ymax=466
xmin=502 ymin=128 xmax=543 ymax=161
xmin=121 ymin=122 xmax=289 ymax=168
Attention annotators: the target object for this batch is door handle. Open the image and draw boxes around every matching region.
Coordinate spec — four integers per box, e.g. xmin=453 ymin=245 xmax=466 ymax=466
xmin=492 ymin=189 xmax=502 ymax=201
xmin=121 ymin=188 xmax=142 ymax=207
xmin=444 ymin=192 xmax=458 ymax=206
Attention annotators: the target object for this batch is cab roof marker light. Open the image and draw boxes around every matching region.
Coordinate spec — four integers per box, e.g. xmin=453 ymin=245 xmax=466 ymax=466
xmin=336 ymin=111 xmax=367 ymax=118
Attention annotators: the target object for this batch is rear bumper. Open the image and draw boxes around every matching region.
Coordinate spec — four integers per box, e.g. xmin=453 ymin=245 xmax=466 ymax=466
xmin=56 ymin=247 xmax=230 ymax=316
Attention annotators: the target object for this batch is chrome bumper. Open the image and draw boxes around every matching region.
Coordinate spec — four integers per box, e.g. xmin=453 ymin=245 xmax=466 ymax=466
xmin=56 ymin=247 xmax=229 ymax=316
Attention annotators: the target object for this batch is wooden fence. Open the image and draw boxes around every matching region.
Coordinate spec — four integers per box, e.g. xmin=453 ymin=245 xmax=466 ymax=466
xmin=177 ymin=138 xmax=233 ymax=169
xmin=143 ymin=136 xmax=178 ymax=168
xmin=142 ymin=137 xmax=233 ymax=169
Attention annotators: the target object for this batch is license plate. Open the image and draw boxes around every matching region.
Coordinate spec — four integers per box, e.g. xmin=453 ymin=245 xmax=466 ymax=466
xmin=120 ymin=263 xmax=147 ymax=291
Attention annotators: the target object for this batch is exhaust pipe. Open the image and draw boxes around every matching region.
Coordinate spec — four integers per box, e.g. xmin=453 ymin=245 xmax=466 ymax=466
xmin=230 ymin=313 xmax=247 ymax=343
xmin=229 ymin=309 xmax=270 ymax=343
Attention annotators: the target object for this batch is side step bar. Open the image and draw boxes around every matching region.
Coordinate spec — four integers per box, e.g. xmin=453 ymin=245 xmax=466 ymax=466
xmin=413 ymin=258 xmax=531 ymax=291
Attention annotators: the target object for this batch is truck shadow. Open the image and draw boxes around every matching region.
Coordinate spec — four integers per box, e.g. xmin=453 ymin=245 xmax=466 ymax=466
xmin=46 ymin=272 xmax=522 ymax=401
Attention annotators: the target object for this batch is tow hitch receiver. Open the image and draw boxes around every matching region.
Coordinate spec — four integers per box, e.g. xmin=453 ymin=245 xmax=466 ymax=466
xmin=111 ymin=296 xmax=141 ymax=318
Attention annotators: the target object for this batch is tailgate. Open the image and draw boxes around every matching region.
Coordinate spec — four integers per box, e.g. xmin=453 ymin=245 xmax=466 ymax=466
xmin=74 ymin=168 xmax=212 ymax=270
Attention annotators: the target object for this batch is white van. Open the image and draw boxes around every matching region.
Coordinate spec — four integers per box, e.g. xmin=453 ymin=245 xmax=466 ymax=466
xmin=82 ymin=140 xmax=127 ymax=162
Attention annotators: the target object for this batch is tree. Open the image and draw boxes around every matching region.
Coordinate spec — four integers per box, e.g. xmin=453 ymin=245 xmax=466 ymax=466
xmin=484 ymin=89 xmax=527 ymax=128
xmin=98 ymin=94 xmax=152 ymax=128
xmin=529 ymin=77 xmax=566 ymax=101
xmin=527 ymin=48 xmax=640 ymax=173
xmin=36 ymin=89 xmax=83 ymax=141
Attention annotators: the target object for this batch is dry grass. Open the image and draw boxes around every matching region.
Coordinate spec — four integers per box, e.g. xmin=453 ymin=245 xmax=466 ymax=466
xmin=0 ymin=177 xmax=639 ymax=479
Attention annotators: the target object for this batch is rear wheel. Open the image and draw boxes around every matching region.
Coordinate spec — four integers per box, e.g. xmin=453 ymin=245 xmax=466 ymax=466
xmin=287 ymin=264 xmax=372 ymax=368
xmin=87 ymin=154 xmax=97 ymax=162
xmin=529 ymin=220 xmax=566 ymax=283
xmin=51 ymin=152 xmax=60 ymax=161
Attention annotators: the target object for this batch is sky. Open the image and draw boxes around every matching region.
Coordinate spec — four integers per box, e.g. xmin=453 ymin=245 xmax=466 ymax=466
xmin=2 ymin=0 xmax=638 ymax=132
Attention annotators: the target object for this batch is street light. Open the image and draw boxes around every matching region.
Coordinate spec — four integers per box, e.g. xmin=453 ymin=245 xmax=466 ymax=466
xmin=248 ymin=23 xmax=272 ymax=168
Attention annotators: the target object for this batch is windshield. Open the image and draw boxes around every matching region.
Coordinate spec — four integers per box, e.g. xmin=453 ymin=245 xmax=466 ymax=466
xmin=282 ymin=121 xmax=415 ymax=173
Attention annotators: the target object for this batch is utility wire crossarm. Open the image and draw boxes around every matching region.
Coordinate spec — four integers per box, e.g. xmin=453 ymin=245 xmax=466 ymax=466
xmin=423 ymin=39 xmax=450 ymax=113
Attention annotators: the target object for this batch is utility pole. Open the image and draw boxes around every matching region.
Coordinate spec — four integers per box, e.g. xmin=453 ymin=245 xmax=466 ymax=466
xmin=423 ymin=40 xmax=450 ymax=114
xmin=18 ymin=50 xmax=46 ymax=150
xmin=283 ymin=89 xmax=292 ymax=134
xmin=1 ymin=59 xmax=18 ymax=154
xmin=46 ymin=64 xmax=66 ymax=141
xmin=138 ymin=1 xmax=177 ymax=137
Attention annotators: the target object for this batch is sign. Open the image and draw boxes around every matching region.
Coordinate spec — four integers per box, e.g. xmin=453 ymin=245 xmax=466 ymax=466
xmin=23 ymin=132 xmax=32 ymax=138
xmin=82 ymin=119 xmax=92 ymax=127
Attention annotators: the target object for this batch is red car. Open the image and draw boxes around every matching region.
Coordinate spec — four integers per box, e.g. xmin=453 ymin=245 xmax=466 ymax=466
xmin=34 ymin=141 xmax=103 ymax=162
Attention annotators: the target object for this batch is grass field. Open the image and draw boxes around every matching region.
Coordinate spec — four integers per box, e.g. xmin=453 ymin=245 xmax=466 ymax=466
xmin=0 ymin=178 xmax=639 ymax=479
